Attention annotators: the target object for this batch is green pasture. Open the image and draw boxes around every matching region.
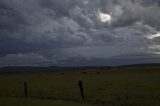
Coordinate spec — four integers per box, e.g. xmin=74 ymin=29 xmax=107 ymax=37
xmin=0 ymin=97 xmax=94 ymax=106
xmin=0 ymin=67 xmax=160 ymax=106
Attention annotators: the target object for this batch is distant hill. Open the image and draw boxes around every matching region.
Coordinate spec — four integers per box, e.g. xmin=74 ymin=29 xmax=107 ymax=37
xmin=0 ymin=66 xmax=58 ymax=74
xmin=0 ymin=63 xmax=160 ymax=74
xmin=118 ymin=63 xmax=160 ymax=68
xmin=0 ymin=66 xmax=112 ymax=74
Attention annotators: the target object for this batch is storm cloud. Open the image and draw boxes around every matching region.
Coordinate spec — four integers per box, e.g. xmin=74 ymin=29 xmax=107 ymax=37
xmin=0 ymin=0 xmax=160 ymax=67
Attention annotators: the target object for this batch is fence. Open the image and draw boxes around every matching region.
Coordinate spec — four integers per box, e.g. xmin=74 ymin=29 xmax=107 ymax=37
xmin=23 ymin=80 xmax=86 ymax=102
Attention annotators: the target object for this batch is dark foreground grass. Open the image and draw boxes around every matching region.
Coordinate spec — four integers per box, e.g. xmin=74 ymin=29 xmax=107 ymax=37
xmin=0 ymin=67 xmax=160 ymax=106
xmin=0 ymin=97 xmax=94 ymax=106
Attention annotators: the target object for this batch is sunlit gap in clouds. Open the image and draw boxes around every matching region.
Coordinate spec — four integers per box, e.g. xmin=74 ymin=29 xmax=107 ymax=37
xmin=147 ymin=32 xmax=160 ymax=40
xmin=147 ymin=32 xmax=160 ymax=55
xmin=97 ymin=10 xmax=112 ymax=24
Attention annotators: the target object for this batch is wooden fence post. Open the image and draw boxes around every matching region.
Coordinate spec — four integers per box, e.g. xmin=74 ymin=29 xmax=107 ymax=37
xmin=78 ymin=80 xmax=85 ymax=102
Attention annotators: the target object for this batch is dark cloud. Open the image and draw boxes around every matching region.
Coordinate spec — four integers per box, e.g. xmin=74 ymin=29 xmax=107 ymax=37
xmin=0 ymin=53 xmax=57 ymax=67
xmin=0 ymin=0 xmax=160 ymax=67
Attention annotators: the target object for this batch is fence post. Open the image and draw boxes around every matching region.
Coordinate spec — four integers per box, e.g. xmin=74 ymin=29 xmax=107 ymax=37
xmin=78 ymin=80 xmax=85 ymax=102
xmin=24 ymin=81 xmax=28 ymax=98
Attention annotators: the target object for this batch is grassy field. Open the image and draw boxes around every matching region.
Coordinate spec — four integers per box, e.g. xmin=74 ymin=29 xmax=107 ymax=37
xmin=0 ymin=97 xmax=94 ymax=106
xmin=0 ymin=67 xmax=160 ymax=106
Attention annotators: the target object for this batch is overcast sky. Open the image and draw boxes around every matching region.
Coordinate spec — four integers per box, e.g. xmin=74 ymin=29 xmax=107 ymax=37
xmin=0 ymin=0 xmax=160 ymax=67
